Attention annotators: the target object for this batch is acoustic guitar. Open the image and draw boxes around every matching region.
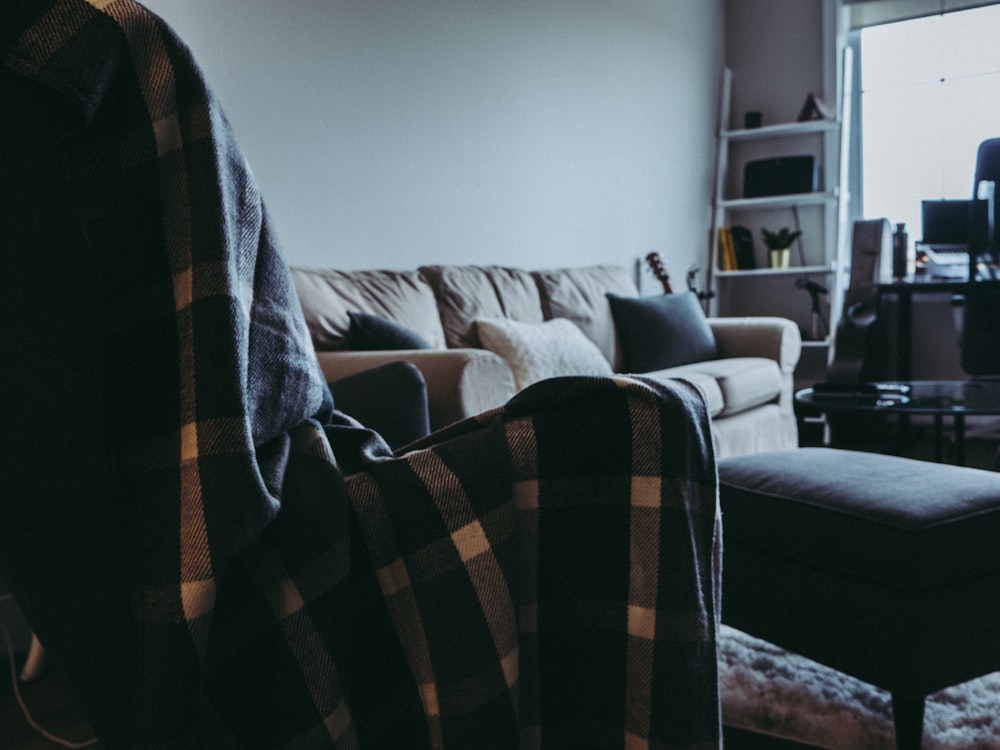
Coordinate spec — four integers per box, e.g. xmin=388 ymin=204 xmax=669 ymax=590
xmin=645 ymin=252 xmax=715 ymax=304
xmin=645 ymin=252 xmax=673 ymax=293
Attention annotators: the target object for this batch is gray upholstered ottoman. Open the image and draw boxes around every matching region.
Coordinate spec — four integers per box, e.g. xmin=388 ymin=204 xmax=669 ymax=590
xmin=718 ymin=448 xmax=1000 ymax=750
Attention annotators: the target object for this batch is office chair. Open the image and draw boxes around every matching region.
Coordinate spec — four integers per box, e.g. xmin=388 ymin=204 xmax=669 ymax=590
xmin=973 ymin=138 xmax=1000 ymax=260
xmin=956 ymin=139 xmax=1000 ymax=375
xmin=955 ymin=281 xmax=1000 ymax=467
xmin=2 ymin=3 xmax=724 ymax=747
xmin=974 ymin=139 xmax=1000 ymax=206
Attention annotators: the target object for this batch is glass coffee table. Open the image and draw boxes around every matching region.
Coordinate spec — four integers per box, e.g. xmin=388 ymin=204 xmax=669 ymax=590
xmin=795 ymin=380 xmax=1000 ymax=466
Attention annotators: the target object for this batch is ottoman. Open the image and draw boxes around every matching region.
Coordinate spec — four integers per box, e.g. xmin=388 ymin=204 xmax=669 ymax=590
xmin=718 ymin=448 xmax=1000 ymax=750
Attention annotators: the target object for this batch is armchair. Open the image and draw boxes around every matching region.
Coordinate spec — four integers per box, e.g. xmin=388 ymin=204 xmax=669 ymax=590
xmin=328 ymin=360 xmax=431 ymax=450
xmin=1 ymin=3 xmax=722 ymax=748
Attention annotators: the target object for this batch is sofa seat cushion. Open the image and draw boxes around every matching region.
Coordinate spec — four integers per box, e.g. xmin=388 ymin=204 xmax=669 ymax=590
xmin=649 ymin=357 xmax=781 ymax=417
xmin=290 ymin=267 xmax=446 ymax=350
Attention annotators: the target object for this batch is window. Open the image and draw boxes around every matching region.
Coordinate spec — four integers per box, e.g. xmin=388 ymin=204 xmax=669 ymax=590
xmin=857 ymin=4 xmax=1000 ymax=237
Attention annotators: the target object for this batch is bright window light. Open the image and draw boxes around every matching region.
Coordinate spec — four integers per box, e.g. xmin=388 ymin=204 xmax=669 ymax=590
xmin=860 ymin=5 xmax=1000 ymax=238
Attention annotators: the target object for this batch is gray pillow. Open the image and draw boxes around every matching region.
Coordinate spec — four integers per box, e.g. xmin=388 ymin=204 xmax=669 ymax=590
xmin=346 ymin=311 xmax=432 ymax=350
xmin=607 ymin=291 xmax=718 ymax=372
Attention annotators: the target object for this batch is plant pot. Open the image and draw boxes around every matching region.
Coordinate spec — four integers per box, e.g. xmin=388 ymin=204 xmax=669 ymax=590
xmin=769 ymin=248 xmax=791 ymax=269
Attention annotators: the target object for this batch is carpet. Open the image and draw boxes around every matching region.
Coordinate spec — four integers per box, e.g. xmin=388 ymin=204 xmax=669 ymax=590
xmin=720 ymin=625 xmax=1000 ymax=750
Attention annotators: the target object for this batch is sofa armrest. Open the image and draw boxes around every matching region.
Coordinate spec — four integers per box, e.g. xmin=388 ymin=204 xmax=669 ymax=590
xmin=315 ymin=349 xmax=517 ymax=431
xmin=708 ymin=317 xmax=802 ymax=375
xmin=708 ymin=317 xmax=802 ymax=428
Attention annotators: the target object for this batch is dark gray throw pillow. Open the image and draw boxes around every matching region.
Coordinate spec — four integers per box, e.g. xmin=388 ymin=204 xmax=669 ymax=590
xmin=346 ymin=311 xmax=432 ymax=350
xmin=607 ymin=291 xmax=718 ymax=372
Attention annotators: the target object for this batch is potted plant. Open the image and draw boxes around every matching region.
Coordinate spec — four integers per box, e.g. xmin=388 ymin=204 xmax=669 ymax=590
xmin=761 ymin=227 xmax=801 ymax=268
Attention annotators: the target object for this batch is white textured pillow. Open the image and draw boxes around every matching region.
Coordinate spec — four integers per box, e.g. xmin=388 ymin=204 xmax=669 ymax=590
xmin=475 ymin=317 xmax=613 ymax=390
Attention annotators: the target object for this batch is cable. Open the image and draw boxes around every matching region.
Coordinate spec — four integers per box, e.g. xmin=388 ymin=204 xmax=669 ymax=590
xmin=788 ymin=205 xmax=831 ymax=337
xmin=1 ymin=604 xmax=97 ymax=748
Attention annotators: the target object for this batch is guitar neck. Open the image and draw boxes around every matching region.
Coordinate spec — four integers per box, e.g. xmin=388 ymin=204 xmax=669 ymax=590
xmin=645 ymin=253 xmax=673 ymax=293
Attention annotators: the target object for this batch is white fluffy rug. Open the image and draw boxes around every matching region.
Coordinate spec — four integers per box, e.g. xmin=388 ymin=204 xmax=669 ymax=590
xmin=720 ymin=625 xmax=1000 ymax=750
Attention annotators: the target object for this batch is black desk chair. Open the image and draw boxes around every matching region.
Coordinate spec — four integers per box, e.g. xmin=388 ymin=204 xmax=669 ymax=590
xmin=957 ymin=138 xmax=1000 ymax=376
xmin=955 ymin=281 xmax=1000 ymax=468
xmin=973 ymin=138 xmax=1000 ymax=259
xmin=945 ymin=139 xmax=1000 ymax=375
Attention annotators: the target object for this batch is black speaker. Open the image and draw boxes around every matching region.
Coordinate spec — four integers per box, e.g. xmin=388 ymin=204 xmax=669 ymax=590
xmin=743 ymin=155 xmax=818 ymax=198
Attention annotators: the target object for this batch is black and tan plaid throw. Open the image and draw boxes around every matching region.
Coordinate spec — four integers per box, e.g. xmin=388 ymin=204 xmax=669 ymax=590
xmin=4 ymin=2 xmax=722 ymax=747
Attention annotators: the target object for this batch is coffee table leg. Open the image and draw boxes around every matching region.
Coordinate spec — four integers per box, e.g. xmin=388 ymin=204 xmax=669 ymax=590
xmin=934 ymin=415 xmax=943 ymax=462
xmin=954 ymin=413 xmax=966 ymax=466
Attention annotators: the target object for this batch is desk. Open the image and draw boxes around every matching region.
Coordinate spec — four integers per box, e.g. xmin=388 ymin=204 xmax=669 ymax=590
xmin=877 ymin=278 xmax=968 ymax=380
xmin=796 ymin=379 xmax=1000 ymax=465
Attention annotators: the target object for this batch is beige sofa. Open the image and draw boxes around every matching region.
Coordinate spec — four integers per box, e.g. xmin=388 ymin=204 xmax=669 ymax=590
xmin=291 ymin=264 xmax=801 ymax=458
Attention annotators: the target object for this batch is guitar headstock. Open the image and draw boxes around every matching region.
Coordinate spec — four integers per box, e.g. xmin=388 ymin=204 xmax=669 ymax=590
xmin=645 ymin=252 xmax=673 ymax=294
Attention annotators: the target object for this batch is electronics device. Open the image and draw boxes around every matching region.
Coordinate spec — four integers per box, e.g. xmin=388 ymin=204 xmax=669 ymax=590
xmin=743 ymin=155 xmax=818 ymax=198
xmin=919 ymin=199 xmax=971 ymax=278
xmin=920 ymin=246 xmax=969 ymax=279
xmin=921 ymin=199 xmax=970 ymax=249
xmin=919 ymin=188 xmax=997 ymax=278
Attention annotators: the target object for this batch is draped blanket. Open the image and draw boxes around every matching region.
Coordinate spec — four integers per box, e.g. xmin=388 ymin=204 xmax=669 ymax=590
xmin=2 ymin=2 xmax=722 ymax=747
xmin=209 ymin=376 xmax=722 ymax=749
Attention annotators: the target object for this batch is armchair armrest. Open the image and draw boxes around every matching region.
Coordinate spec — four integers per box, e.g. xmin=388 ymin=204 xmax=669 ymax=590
xmin=315 ymin=349 xmax=517 ymax=430
xmin=708 ymin=317 xmax=802 ymax=375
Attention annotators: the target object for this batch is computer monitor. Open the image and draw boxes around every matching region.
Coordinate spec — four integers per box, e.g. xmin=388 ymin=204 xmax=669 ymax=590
xmin=921 ymin=199 xmax=971 ymax=245
xmin=919 ymin=192 xmax=996 ymax=279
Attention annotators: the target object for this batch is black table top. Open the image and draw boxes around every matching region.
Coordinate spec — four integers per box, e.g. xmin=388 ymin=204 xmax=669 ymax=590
xmin=796 ymin=380 xmax=1000 ymax=415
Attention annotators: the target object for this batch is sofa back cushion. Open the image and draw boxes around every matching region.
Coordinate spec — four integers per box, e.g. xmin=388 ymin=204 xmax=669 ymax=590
xmin=532 ymin=265 xmax=638 ymax=369
xmin=290 ymin=267 xmax=447 ymax=350
xmin=419 ymin=265 xmax=544 ymax=348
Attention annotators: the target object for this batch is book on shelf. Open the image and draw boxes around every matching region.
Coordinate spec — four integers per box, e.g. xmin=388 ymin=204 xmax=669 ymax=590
xmin=718 ymin=226 xmax=758 ymax=270
xmin=717 ymin=227 xmax=737 ymax=271
xmin=731 ymin=225 xmax=757 ymax=270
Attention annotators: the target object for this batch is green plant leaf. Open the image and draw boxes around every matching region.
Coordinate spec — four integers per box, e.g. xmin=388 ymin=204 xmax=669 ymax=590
xmin=760 ymin=227 xmax=802 ymax=249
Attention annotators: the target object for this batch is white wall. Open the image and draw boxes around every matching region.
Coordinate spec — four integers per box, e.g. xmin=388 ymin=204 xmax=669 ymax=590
xmin=140 ymin=0 xmax=724 ymax=289
xmin=725 ymin=0 xmax=827 ymax=130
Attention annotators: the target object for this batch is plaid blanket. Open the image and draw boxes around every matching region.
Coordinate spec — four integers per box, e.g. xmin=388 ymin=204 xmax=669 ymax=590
xmin=3 ymin=2 xmax=721 ymax=747
xmin=204 ymin=375 xmax=722 ymax=750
